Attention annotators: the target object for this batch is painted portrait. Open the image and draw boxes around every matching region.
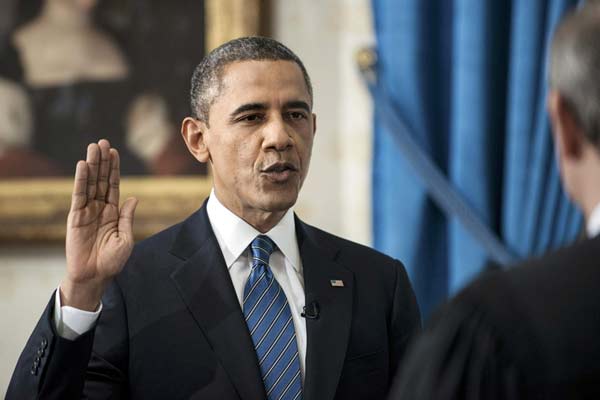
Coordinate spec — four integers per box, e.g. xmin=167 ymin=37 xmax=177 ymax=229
xmin=0 ymin=0 xmax=266 ymax=241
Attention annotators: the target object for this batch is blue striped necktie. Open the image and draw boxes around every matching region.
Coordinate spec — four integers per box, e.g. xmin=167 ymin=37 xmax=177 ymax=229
xmin=243 ymin=235 xmax=303 ymax=400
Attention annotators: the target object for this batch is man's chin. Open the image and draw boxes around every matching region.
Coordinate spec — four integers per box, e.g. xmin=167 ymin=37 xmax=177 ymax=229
xmin=258 ymin=190 xmax=299 ymax=213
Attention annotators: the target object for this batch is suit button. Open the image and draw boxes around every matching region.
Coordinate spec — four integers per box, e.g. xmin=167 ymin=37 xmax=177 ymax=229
xmin=37 ymin=348 xmax=45 ymax=357
xmin=41 ymin=338 xmax=48 ymax=349
xmin=30 ymin=367 xmax=37 ymax=376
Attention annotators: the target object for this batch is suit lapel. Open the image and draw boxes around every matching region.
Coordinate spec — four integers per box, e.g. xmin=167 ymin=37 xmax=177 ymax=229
xmin=297 ymin=219 xmax=354 ymax=400
xmin=169 ymin=205 xmax=266 ymax=400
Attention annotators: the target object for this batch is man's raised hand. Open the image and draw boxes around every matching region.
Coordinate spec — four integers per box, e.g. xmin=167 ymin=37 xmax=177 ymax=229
xmin=61 ymin=139 xmax=138 ymax=311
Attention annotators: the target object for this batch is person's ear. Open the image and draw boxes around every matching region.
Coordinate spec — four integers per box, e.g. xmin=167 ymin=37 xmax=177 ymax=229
xmin=312 ymin=113 xmax=317 ymax=137
xmin=181 ymin=117 xmax=210 ymax=163
xmin=548 ymin=91 xmax=583 ymax=160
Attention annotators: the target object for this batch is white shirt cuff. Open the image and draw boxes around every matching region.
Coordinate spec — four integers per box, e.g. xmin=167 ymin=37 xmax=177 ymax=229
xmin=53 ymin=286 xmax=102 ymax=341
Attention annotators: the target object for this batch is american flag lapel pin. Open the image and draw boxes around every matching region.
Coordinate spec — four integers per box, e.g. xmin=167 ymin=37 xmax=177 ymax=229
xmin=330 ymin=279 xmax=345 ymax=287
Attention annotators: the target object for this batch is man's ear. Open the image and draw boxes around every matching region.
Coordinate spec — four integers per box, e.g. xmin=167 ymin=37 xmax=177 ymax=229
xmin=548 ymin=90 xmax=583 ymax=160
xmin=312 ymin=113 xmax=317 ymax=137
xmin=181 ymin=117 xmax=210 ymax=163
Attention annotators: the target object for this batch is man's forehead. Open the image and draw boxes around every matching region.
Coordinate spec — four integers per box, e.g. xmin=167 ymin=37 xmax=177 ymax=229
xmin=221 ymin=59 xmax=302 ymax=75
xmin=219 ymin=60 xmax=309 ymax=96
xmin=204 ymin=59 xmax=312 ymax=120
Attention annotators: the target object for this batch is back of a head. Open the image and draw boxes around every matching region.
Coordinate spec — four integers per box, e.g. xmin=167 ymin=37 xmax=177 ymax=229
xmin=190 ymin=36 xmax=313 ymax=123
xmin=550 ymin=3 xmax=600 ymax=149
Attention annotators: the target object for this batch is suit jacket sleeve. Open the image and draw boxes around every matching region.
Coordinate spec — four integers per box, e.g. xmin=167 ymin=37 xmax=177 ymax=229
xmin=7 ymin=282 xmax=129 ymax=400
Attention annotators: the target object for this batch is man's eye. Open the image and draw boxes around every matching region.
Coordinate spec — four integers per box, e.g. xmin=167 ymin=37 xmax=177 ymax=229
xmin=239 ymin=114 xmax=263 ymax=122
xmin=288 ymin=112 xmax=306 ymax=120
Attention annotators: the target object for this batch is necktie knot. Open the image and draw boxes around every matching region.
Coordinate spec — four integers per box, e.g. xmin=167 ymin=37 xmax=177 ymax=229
xmin=251 ymin=235 xmax=276 ymax=267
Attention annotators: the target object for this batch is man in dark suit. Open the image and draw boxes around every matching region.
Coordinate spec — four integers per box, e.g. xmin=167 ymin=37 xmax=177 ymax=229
xmin=390 ymin=4 xmax=600 ymax=399
xmin=7 ymin=37 xmax=421 ymax=399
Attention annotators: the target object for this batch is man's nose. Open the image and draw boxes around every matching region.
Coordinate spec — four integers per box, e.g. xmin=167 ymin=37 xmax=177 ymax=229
xmin=263 ymin=116 xmax=293 ymax=151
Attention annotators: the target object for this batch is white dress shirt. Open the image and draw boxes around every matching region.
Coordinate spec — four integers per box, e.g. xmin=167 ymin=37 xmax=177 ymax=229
xmin=587 ymin=201 xmax=600 ymax=238
xmin=206 ymin=191 xmax=306 ymax=377
xmin=54 ymin=190 xmax=307 ymax=377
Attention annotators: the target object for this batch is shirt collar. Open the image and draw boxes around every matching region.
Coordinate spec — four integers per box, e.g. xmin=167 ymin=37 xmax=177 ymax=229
xmin=206 ymin=189 xmax=301 ymax=272
xmin=587 ymin=201 xmax=600 ymax=238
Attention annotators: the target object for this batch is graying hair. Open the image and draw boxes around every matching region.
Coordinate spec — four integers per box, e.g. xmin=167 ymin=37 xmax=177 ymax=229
xmin=549 ymin=3 xmax=600 ymax=146
xmin=190 ymin=36 xmax=313 ymax=123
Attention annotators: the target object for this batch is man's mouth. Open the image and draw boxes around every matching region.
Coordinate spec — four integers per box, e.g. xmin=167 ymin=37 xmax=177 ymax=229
xmin=261 ymin=162 xmax=298 ymax=182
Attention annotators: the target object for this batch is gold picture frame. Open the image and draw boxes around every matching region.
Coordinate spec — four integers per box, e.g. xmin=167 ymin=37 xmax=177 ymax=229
xmin=0 ymin=0 xmax=264 ymax=243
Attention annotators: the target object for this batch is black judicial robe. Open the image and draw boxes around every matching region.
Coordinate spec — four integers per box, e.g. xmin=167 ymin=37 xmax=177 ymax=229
xmin=390 ymin=235 xmax=600 ymax=400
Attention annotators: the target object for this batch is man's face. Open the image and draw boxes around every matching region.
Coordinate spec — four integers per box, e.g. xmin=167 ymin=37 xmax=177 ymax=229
xmin=202 ymin=60 xmax=316 ymax=222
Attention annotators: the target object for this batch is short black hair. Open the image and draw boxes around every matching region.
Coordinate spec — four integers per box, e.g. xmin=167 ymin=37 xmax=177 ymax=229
xmin=190 ymin=36 xmax=313 ymax=123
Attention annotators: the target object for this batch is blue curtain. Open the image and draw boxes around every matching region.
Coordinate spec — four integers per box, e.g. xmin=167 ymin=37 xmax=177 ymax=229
xmin=372 ymin=0 xmax=583 ymax=318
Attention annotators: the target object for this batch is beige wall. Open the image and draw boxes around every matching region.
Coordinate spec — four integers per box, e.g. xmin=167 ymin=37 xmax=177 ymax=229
xmin=272 ymin=0 xmax=374 ymax=244
xmin=0 ymin=0 xmax=374 ymax=395
xmin=0 ymin=247 xmax=65 ymax=393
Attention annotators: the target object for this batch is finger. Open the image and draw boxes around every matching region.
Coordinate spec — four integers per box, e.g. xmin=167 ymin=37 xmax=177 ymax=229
xmin=118 ymin=197 xmax=138 ymax=241
xmin=70 ymin=161 xmax=88 ymax=211
xmin=106 ymin=148 xmax=120 ymax=206
xmin=96 ymin=139 xmax=111 ymax=202
xmin=86 ymin=143 xmax=100 ymax=201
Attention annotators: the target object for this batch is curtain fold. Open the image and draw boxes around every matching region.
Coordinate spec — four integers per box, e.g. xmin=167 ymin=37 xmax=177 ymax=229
xmin=372 ymin=0 xmax=583 ymax=318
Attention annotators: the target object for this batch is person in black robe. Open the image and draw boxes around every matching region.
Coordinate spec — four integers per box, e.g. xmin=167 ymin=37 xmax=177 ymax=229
xmin=389 ymin=4 xmax=600 ymax=399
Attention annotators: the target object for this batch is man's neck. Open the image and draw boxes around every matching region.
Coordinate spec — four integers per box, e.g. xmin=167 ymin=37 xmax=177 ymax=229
xmin=246 ymin=211 xmax=288 ymax=233
xmin=576 ymin=167 xmax=600 ymax=223
xmin=581 ymin=196 xmax=600 ymax=222
xmin=211 ymin=191 xmax=288 ymax=233
xmin=568 ymin=145 xmax=600 ymax=226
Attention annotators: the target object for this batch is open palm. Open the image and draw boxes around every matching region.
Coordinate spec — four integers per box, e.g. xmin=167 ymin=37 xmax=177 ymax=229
xmin=63 ymin=140 xmax=137 ymax=309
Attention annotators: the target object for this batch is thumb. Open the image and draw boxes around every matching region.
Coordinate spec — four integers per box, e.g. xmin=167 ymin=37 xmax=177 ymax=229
xmin=118 ymin=197 xmax=138 ymax=242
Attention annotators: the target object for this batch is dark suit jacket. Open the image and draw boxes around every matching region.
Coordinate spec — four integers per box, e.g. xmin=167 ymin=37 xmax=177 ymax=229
xmin=8 ymin=203 xmax=421 ymax=400
xmin=390 ymin=235 xmax=600 ymax=400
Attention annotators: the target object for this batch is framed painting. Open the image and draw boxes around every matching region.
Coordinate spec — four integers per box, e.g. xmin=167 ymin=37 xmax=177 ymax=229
xmin=0 ymin=0 xmax=266 ymax=242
